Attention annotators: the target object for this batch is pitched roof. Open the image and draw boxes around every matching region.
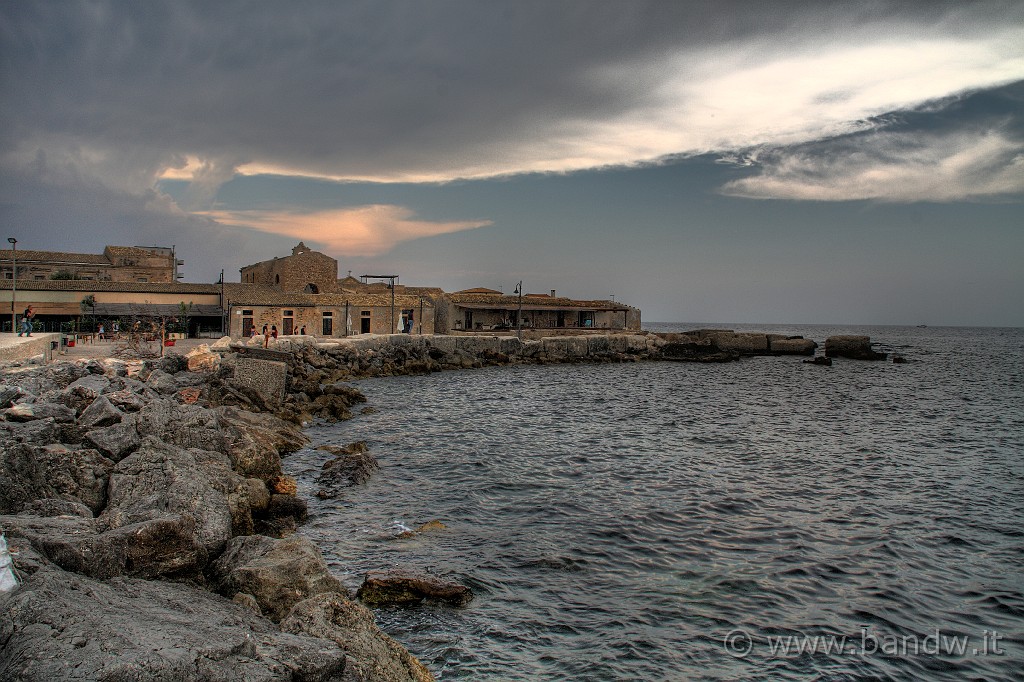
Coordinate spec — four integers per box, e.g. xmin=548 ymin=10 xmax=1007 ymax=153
xmin=0 ymin=249 xmax=110 ymax=265
xmin=0 ymin=279 xmax=219 ymax=293
xmin=454 ymin=287 xmax=503 ymax=295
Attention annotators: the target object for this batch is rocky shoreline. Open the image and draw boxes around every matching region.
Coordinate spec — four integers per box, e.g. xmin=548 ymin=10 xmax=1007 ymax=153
xmin=1 ymin=330 xmax=886 ymax=679
xmin=0 ymin=348 xmax=434 ymax=681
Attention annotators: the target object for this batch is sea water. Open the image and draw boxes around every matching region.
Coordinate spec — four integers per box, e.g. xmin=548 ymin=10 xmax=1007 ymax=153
xmin=283 ymin=325 xmax=1024 ymax=680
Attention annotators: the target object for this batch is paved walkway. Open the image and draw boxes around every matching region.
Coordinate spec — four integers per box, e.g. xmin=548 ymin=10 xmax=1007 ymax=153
xmin=0 ymin=332 xmax=219 ymax=363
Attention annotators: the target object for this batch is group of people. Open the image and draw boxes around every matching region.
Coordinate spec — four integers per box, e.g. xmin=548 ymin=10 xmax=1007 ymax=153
xmin=249 ymin=323 xmax=307 ymax=347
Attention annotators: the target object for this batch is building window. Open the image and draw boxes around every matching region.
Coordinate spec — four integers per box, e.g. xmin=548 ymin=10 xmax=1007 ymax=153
xmin=275 ymin=274 xmax=280 ymax=284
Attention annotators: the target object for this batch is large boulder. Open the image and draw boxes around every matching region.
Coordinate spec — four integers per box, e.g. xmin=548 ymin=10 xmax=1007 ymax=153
xmin=216 ymin=406 xmax=308 ymax=480
xmin=0 ymin=443 xmax=49 ymax=515
xmin=77 ymin=395 xmax=124 ymax=428
xmin=33 ymin=444 xmax=115 ymax=515
xmin=101 ymin=438 xmax=234 ymax=562
xmin=84 ymin=414 xmax=142 ymax=462
xmin=134 ymin=400 xmax=227 ymax=453
xmin=281 ymin=593 xmax=435 ymax=682
xmin=0 ymin=548 xmax=349 ymax=682
xmin=210 ymin=534 xmax=346 ymax=621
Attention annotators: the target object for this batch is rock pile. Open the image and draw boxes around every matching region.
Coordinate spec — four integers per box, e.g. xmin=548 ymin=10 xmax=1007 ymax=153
xmin=0 ymin=353 xmax=434 ymax=681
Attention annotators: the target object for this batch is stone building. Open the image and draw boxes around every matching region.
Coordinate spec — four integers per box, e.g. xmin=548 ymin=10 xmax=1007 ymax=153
xmin=224 ymin=284 xmax=435 ymax=338
xmin=1 ymin=245 xmax=179 ymax=283
xmin=239 ymin=242 xmax=340 ymax=293
xmin=444 ymin=289 xmax=640 ymax=333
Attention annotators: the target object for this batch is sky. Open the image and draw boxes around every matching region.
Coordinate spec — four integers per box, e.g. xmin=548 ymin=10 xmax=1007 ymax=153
xmin=1 ymin=1 xmax=1022 ymax=326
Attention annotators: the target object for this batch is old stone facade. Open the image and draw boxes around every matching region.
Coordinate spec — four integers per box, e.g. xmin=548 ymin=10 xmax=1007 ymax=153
xmin=239 ymin=242 xmax=339 ymax=294
xmin=1 ymin=245 xmax=178 ymax=283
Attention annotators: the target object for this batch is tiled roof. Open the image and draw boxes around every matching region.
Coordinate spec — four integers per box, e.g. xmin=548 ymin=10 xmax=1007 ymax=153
xmin=455 ymin=287 xmax=503 ymax=295
xmin=0 ymin=279 xmax=219 ymax=293
xmin=1 ymin=249 xmax=110 ymax=264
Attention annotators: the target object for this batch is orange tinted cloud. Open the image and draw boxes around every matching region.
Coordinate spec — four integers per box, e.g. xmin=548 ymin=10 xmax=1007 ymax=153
xmin=200 ymin=204 xmax=491 ymax=256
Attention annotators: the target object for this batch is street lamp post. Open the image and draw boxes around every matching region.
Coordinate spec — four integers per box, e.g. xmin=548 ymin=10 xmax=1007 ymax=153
xmin=7 ymin=237 xmax=16 ymax=334
xmin=515 ymin=280 xmax=523 ymax=340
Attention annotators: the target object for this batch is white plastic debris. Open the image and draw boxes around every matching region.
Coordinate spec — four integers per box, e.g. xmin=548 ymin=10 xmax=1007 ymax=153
xmin=0 ymin=533 xmax=19 ymax=592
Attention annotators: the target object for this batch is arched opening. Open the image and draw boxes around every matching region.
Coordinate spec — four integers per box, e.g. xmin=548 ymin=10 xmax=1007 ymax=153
xmin=275 ymin=274 xmax=280 ymax=284
xmin=304 ymin=283 xmax=320 ymax=294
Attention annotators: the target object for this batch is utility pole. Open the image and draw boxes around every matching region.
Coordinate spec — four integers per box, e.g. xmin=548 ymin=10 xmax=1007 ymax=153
xmin=515 ymin=280 xmax=523 ymax=340
xmin=7 ymin=237 xmax=16 ymax=333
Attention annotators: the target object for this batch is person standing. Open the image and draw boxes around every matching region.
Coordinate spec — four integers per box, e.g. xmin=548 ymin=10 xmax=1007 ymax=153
xmin=17 ymin=305 xmax=34 ymax=337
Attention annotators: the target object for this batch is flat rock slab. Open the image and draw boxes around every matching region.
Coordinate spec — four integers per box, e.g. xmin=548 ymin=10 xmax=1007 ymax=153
xmin=357 ymin=570 xmax=473 ymax=607
xmin=0 ymin=553 xmax=348 ymax=682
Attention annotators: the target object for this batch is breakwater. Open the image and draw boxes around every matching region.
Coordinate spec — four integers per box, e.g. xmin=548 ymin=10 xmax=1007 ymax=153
xmin=0 ymin=351 xmax=432 ymax=681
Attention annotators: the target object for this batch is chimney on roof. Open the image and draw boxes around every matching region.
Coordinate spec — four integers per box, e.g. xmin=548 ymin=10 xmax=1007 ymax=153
xmin=550 ymin=289 xmax=556 ymax=298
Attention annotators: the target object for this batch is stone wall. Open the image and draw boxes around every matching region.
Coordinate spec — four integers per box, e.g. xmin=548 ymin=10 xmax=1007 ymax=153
xmin=231 ymin=357 xmax=288 ymax=406
xmin=0 ymin=333 xmax=57 ymax=365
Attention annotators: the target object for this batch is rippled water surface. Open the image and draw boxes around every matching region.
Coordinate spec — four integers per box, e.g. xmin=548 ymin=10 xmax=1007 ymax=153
xmin=284 ymin=325 xmax=1024 ymax=680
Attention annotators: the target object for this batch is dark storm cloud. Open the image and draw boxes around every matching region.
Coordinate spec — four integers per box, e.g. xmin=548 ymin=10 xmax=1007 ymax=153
xmin=1 ymin=0 xmax=1021 ymax=278
xmin=4 ymin=0 xmax=1019 ymax=182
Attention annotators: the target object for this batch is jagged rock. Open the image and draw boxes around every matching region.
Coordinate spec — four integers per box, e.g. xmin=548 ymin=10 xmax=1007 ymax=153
xmin=0 ymin=443 xmax=48 ymax=514
xmin=102 ymin=438 xmax=234 ymax=562
xmin=33 ymin=444 xmax=115 ymax=515
xmin=104 ymin=389 xmax=147 ymax=412
xmin=58 ymin=374 xmax=111 ymax=413
xmin=4 ymin=401 xmax=76 ymax=423
xmin=2 ymin=418 xmax=61 ymax=446
xmin=210 ymin=335 xmax=233 ymax=351
xmin=186 ymin=344 xmax=221 ymax=372
xmin=266 ymin=494 xmax=307 ymax=524
xmin=210 ymin=534 xmax=346 ymax=621
xmin=803 ymin=356 xmax=833 ymax=366
xmin=357 ymin=570 xmax=473 ymax=607
xmin=892 ymin=355 xmax=908 ymax=364
xmin=0 ymin=384 xmax=21 ymax=408
xmin=135 ymin=399 xmax=227 ymax=453
xmin=269 ymin=474 xmax=299 ymax=495
xmin=20 ymin=498 xmax=94 ymax=518
xmin=45 ymin=362 xmax=90 ymax=389
xmin=281 ymin=593 xmax=435 ymax=682
xmin=824 ymin=335 xmax=887 ymax=360
xmin=144 ymin=368 xmax=179 ymax=394
xmin=316 ymin=446 xmax=379 ymax=498
xmin=77 ymin=395 xmax=123 ymax=428
xmin=216 ymin=406 xmax=308 ymax=480
xmin=85 ymin=415 xmax=141 ymax=462
xmin=0 ymin=551 xmax=349 ymax=681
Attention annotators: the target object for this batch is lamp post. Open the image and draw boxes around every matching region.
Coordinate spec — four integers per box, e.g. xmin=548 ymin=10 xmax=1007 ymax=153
xmin=515 ymin=280 xmax=523 ymax=340
xmin=7 ymin=237 xmax=16 ymax=334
